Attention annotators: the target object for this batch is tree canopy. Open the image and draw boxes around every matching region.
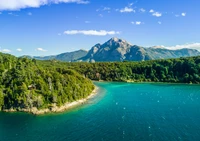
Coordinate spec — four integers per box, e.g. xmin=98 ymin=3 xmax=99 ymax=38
xmin=0 ymin=53 xmax=94 ymax=111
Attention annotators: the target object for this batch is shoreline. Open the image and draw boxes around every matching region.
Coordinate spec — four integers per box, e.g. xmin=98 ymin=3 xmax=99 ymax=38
xmin=93 ymin=80 xmax=200 ymax=85
xmin=3 ymin=86 xmax=99 ymax=115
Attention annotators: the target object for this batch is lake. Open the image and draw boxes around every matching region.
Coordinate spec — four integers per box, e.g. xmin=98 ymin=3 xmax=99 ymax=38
xmin=1 ymin=82 xmax=200 ymax=141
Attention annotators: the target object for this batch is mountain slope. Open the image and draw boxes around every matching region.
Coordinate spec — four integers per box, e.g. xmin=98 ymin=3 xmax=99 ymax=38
xmin=23 ymin=49 xmax=88 ymax=62
xmin=78 ymin=38 xmax=200 ymax=62
xmin=25 ymin=38 xmax=200 ymax=62
xmin=55 ymin=49 xmax=88 ymax=62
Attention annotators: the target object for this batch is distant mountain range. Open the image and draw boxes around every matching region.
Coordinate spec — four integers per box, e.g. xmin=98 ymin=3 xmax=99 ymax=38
xmin=23 ymin=38 xmax=200 ymax=62
xmin=22 ymin=49 xmax=88 ymax=62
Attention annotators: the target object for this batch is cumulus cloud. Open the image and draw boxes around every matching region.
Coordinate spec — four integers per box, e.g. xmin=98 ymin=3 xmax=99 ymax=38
xmin=16 ymin=48 xmax=22 ymax=51
xmin=152 ymin=12 xmax=162 ymax=17
xmin=120 ymin=7 xmax=135 ymax=13
xmin=64 ymin=30 xmax=120 ymax=36
xmin=164 ymin=43 xmax=200 ymax=51
xmin=139 ymin=8 xmax=146 ymax=13
xmin=0 ymin=0 xmax=89 ymax=11
xmin=181 ymin=12 xmax=186 ymax=16
xmin=149 ymin=9 xmax=154 ymax=13
xmin=0 ymin=48 xmax=11 ymax=53
xmin=37 ymin=48 xmax=47 ymax=52
xmin=136 ymin=21 xmax=142 ymax=25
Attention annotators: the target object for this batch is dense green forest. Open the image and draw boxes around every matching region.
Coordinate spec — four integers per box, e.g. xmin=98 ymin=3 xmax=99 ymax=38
xmin=0 ymin=52 xmax=200 ymax=112
xmin=0 ymin=53 xmax=94 ymax=111
xmin=38 ymin=56 xmax=200 ymax=84
xmin=71 ymin=57 xmax=200 ymax=83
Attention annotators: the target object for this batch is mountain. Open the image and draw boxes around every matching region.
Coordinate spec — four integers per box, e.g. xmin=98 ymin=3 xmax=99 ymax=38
xmin=22 ymin=49 xmax=88 ymax=62
xmin=78 ymin=38 xmax=200 ymax=62
xmin=27 ymin=38 xmax=200 ymax=62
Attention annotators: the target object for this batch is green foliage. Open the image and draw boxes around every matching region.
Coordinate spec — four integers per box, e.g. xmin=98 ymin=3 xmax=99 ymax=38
xmin=36 ymin=55 xmax=200 ymax=84
xmin=64 ymin=56 xmax=200 ymax=84
xmin=0 ymin=89 xmax=4 ymax=110
xmin=1 ymin=51 xmax=200 ymax=112
xmin=0 ymin=53 xmax=94 ymax=110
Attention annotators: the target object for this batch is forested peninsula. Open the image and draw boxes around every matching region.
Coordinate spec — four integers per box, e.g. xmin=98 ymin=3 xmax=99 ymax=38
xmin=0 ymin=53 xmax=95 ymax=114
xmin=0 ymin=52 xmax=200 ymax=114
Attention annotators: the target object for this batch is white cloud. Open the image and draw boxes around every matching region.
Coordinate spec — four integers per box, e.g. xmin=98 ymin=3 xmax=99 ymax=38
xmin=37 ymin=48 xmax=47 ymax=52
xmin=0 ymin=0 xmax=89 ymax=11
xmin=152 ymin=12 xmax=162 ymax=17
xmin=96 ymin=7 xmax=111 ymax=12
xmin=131 ymin=21 xmax=135 ymax=24
xmin=163 ymin=43 xmax=200 ymax=51
xmin=131 ymin=21 xmax=143 ymax=25
xmin=149 ymin=9 xmax=154 ymax=13
xmin=181 ymin=12 xmax=186 ymax=16
xmin=8 ymin=12 xmax=19 ymax=16
xmin=120 ymin=7 xmax=135 ymax=13
xmin=27 ymin=12 xmax=32 ymax=16
xmin=139 ymin=8 xmax=146 ymax=13
xmin=103 ymin=7 xmax=110 ymax=11
xmin=16 ymin=48 xmax=22 ymax=51
xmin=136 ymin=21 xmax=142 ymax=25
xmin=158 ymin=21 xmax=162 ymax=24
xmin=64 ymin=30 xmax=120 ymax=36
xmin=128 ymin=3 xmax=134 ymax=7
xmin=0 ymin=48 xmax=11 ymax=53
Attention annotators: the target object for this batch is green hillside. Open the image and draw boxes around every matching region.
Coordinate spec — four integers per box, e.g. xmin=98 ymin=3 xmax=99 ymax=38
xmin=0 ymin=53 xmax=94 ymax=111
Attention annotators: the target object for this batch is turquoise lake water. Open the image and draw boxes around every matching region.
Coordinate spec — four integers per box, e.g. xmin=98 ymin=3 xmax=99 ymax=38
xmin=1 ymin=82 xmax=200 ymax=141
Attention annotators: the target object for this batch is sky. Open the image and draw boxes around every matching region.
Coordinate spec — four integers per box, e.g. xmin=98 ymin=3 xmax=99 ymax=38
xmin=0 ymin=0 xmax=200 ymax=56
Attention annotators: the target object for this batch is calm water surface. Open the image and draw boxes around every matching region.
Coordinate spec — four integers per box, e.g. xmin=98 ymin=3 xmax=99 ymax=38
xmin=1 ymin=82 xmax=200 ymax=141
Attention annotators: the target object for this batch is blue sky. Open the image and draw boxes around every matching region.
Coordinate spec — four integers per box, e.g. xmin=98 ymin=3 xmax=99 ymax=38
xmin=0 ymin=0 xmax=199 ymax=56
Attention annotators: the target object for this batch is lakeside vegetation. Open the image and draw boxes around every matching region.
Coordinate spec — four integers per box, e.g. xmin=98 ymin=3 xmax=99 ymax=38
xmin=0 ymin=53 xmax=94 ymax=111
xmin=38 ymin=56 xmax=200 ymax=84
xmin=0 ymin=52 xmax=200 ymax=112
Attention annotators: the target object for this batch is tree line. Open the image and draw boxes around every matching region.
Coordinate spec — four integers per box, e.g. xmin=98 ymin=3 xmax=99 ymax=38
xmin=41 ymin=56 xmax=200 ymax=84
